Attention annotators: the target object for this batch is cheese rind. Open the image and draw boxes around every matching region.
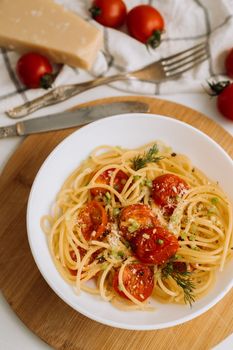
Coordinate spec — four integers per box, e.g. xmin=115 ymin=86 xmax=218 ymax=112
xmin=0 ymin=0 xmax=103 ymax=69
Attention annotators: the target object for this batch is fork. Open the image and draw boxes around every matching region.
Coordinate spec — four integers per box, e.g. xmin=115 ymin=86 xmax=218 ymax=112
xmin=7 ymin=42 xmax=208 ymax=119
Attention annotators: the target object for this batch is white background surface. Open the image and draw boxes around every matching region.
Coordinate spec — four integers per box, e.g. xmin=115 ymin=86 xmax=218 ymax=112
xmin=0 ymin=85 xmax=233 ymax=349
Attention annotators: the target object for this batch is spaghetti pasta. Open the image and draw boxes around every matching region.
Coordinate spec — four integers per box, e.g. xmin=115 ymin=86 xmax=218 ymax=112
xmin=41 ymin=141 xmax=233 ymax=309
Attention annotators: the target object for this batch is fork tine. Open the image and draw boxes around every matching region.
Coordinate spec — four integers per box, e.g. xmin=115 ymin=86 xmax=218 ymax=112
xmin=164 ymin=51 xmax=208 ymax=73
xmin=165 ymin=55 xmax=209 ymax=77
xmin=161 ymin=42 xmax=207 ymax=64
xmin=163 ymin=46 xmax=207 ymax=69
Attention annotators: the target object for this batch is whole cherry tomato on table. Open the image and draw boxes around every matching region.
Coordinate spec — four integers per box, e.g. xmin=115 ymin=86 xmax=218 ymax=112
xmin=16 ymin=52 xmax=54 ymax=89
xmin=225 ymin=48 xmax=233 ymax=79
xmin=126 ymin=5 xmax=165 ymax=48
xmin=89 ymin=0 xmax=127 ymax=28
xmin=208 ymin=80 xmax=233 ymax=121
xmin=113 ymin=263 xmax=154 ymax=302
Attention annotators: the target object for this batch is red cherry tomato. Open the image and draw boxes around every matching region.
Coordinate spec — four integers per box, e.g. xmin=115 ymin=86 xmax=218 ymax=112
xmin=90 ymin=0 xmax=127 ymax=28
xmin=113 ymin=263 xmax=154 ymax=302
xmin=131 ymin=226 xmax=179 ymax=265
xmin=68 ymin=249 xmax=86 ymax=276
xmin=90 ymin=168 xmax=129 ymax=197
xmin=16 ymin=52 xmax=53 ymax=89
xmin=172 ymin=261 xmax=187 ymax=273
xmin=225 ymin=48 xmax=233 ymax=79
xmin=78 ymin=200 xmax=108 ymax=240
xmin=126 ymin=5 xmax=164 ymax=48
xmin=152 ymin=174 xmax=189 ymax=215
xmin=119 ymin=203 xmax=160 ymax=240
xmin=217 ymin=83 xmax=233 ymax=121
xmin=69 ymin=248 xmax=101 ymax=276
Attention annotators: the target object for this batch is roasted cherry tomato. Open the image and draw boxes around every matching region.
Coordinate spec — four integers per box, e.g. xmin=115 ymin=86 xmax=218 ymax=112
xmin=16 ymin=52 xmax=54 ymax=89
xmin=152 ymin=174 xmax=189 ymax=215
xmin=119 ymin=203 xmax=160 ymax=240
xmin=225 ymin=48 xmax=233 ymax=79
xmin=69 ymin=248 xmax=86 ymax=262
xmin=90 ymin=168 xmax=129 ymax=197
xmin=172 ymin=261 xmax=187 ymax=273
xmin=78 ymin=200 xmax=108 ymax=240
xmin=126 ymin=5 xmax=164 ymax=48
xmin=113 ymin=263 xmax=154 ymax=301
xmin=131 ymin=227 xmax=179 ymax=265
xmin=69 ymin=249 xmax=85 ymax=276
xmin=69 ymin=248 xmax=102 ymax=276
xmin=89 ymin=0 xmax=127 ymax=28
xmin=208 ymin=80 xmax=233 ymax=121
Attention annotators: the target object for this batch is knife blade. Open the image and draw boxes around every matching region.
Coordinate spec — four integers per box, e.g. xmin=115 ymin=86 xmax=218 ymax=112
xmin=0 ymin=101 xmax=149 ymax=138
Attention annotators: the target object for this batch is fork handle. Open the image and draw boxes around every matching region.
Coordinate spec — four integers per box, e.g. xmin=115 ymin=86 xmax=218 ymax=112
xmin=7 ymin=74 xmax=128 ymax=119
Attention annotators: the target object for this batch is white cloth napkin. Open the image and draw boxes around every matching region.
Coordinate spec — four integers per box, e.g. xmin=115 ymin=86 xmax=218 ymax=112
xmin=0 ymin=0 xmax=233 ymax=114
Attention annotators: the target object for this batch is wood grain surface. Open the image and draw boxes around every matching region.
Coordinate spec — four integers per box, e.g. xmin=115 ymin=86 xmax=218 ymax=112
xmin=0 ymin=96 xmax=233 ymax=350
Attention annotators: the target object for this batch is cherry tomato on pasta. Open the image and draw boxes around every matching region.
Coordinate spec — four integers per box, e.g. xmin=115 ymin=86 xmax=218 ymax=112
xmin=131 ymin=226 xmax=179 ymax=265
xmin=78 ymin=200 xmax=108 ymax=240
xmin=16 ymin=52 xmax=54 ymax=89
xmin=113 ymin=263 xmax=154 ymax=302
xmin=126 ymin=5 xmax=164 ymax=48
xmin=225 ymin=48 xmax=233 ymax=79
xmin=172 ymin=261 xmax=187 ymax=273
xmin=69 ymin=248 xmax=86 ymax=262
xmin=119 ymin=203 xmax=160 ymax=240
xmin=68 ymin=250 xmax=84 ymax=276
xmin=89 ymin=0 xmax=127 ymax=28
xmin=152 ymin=174 xmax=189 ymax=215
xmin=90 ymin=168 xmax=129 ymax=197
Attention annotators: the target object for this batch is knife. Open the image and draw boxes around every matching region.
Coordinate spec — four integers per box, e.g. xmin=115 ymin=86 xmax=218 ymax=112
xmin=0 ymin=101 xmax=149 ymax=138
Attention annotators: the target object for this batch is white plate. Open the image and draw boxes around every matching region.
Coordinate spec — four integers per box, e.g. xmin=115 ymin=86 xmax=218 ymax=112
xmin=27 ymin=113 xmax=233 ymax=330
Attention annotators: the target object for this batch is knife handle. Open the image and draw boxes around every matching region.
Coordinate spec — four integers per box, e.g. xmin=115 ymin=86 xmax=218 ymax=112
xmin=0 ymin=125 xmax=17 ymax=138
xmin=7 ymin=84 xmax=88 ymax=119
xmin=6 ymin=74 xmax=129 ymax=119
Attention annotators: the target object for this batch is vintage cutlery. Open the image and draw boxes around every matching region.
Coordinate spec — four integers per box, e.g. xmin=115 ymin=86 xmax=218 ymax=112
xmin=0 ymin=101 xmax=149 ymax=138
xmin=7 ymin=43 xmax=208 ymax=119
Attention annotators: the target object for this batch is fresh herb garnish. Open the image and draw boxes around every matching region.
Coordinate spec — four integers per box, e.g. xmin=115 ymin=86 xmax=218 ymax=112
xmin=162 ymin=260 xmax=195 ymax=307
xmin=157 ymin=239 xmax=164 ymax=245
xmin=104 ymin=192 xmax=111 ymax=204
xmin=128 ymin=218 xmax=140 ymax=233
xmin=117 ymin=251 xmax=125 ymax=258
xmin=180 ymin=231 xmax=187 ymax=240
xmin=124 ymin=240 xmax=131 ymax=248
xmin=113 ymin=207 xmax=120 ymax=217
xmin=211 ymin=197 xmax=219 ymax=205
xmin=133 ymin=175 xmax=141 ymax=181
xmin=144 ymin=178 xmax=153 ymax=188
xmin=131 ymin=144 xmax=163 ymax=170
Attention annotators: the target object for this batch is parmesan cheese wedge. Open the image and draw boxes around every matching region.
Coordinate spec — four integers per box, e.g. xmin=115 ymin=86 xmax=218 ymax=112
xmin=0 ymin=0 xmax=103 ymax=69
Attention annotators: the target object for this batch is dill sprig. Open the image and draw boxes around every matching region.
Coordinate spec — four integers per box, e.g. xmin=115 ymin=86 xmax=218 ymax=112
xmin=131 ymin=144 xmax=163 ymax=171
xmin=162 ymin=260 xmax=196 ymax=307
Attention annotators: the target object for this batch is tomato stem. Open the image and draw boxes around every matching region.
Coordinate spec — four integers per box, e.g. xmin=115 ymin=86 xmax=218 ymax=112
xmin=89 ymin=5 xmax=101 ymax=18
xmin=207 ymin=80 xmax=230 ymax=96
xmin=146 ymin=30 xmax=162 ymax=49
xmin=40 ymin=73 xmax=54 ymax=89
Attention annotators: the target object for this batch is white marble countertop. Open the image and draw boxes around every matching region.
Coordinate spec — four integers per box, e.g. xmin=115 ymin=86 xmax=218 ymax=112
xmin=0 ymin=85 xmax=232 ymax=350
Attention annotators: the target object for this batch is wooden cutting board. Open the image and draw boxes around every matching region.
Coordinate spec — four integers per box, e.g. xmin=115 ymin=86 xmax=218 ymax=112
xmin=0 ymin=96 xmax=233 ymax=350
